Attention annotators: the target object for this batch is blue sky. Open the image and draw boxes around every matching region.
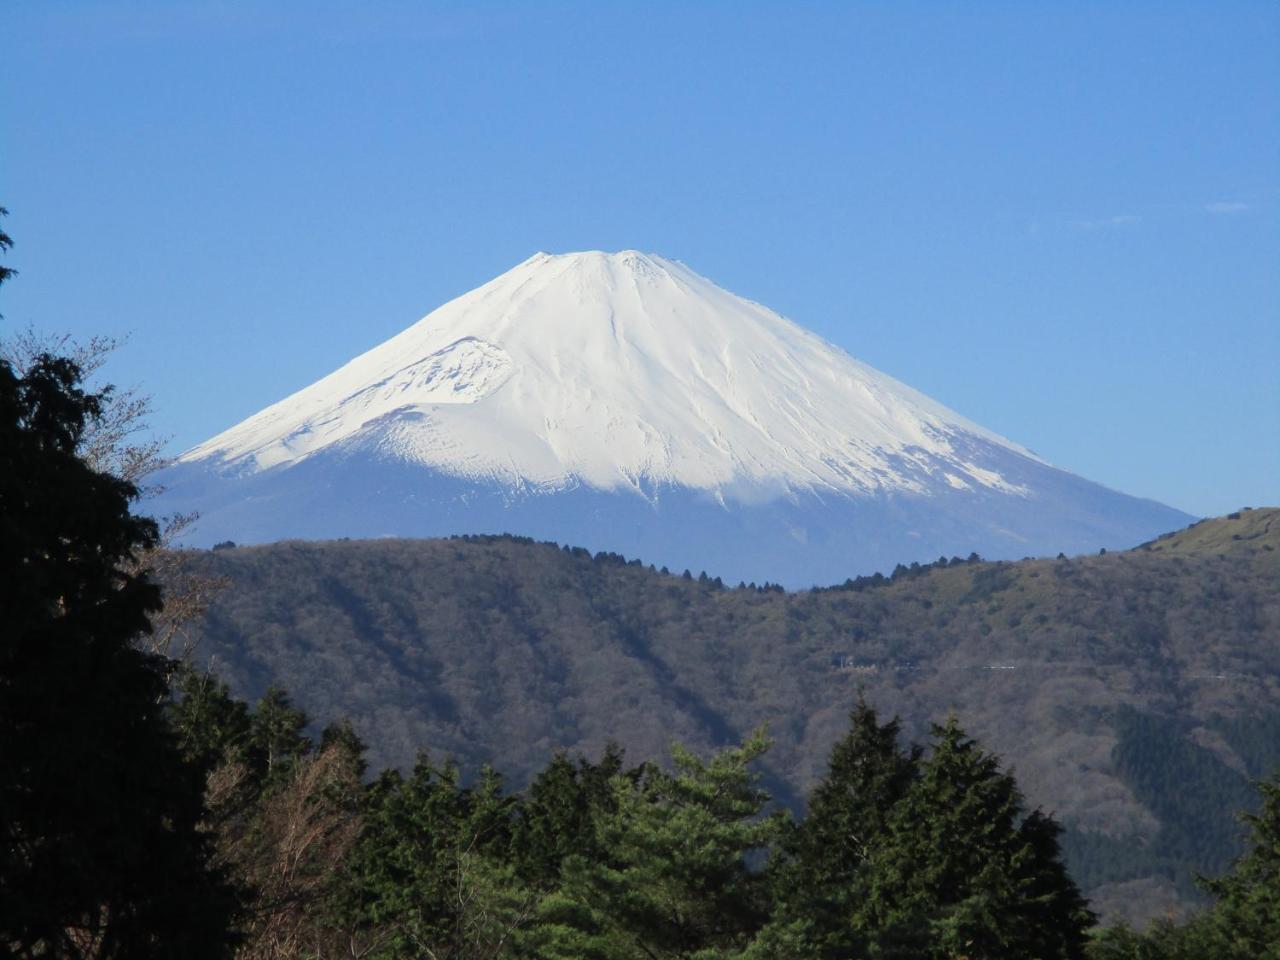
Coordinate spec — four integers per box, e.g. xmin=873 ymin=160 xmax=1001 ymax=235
xmin=2 ymin=1 xmax=1277 ymax=518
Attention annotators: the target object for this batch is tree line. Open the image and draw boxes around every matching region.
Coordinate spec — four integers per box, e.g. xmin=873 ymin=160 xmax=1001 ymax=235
xmin=167 ymin=671 xmax=1102 ymax=958
xmin=168 ymin=674 xmax=1280 ymax=960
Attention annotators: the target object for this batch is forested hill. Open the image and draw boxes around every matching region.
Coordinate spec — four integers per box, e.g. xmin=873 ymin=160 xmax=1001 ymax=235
xmin=179 ymin=507 xmax=1279 ymax=924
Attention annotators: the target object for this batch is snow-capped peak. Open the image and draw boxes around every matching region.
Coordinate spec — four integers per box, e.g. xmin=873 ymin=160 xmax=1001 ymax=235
xmin=181 ymin=250 xmax=1038 ymax=499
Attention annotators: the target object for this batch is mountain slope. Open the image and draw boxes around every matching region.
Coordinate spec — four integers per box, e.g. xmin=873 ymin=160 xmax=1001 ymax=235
xmin=180 ymin=251 xmax=1035 ymax=495
xmin=151 ymin=250 xmax=1191 ymax=584
xmin=177 ymin=508 xmax=1280 ymax=925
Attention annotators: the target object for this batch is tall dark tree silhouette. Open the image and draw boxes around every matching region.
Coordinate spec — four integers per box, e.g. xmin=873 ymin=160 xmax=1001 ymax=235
xmin=0 ymin=210 xmax=237 ymax=958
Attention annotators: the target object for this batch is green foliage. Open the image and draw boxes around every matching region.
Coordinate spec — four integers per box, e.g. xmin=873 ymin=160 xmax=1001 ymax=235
xmin=534 ymin=730 xmax=782 ymax=959
xmin=1209 ymin=711 xmax=1280 ymax=779
xmin=854 ymin=718 xmax=1092 ymax=959
xmin=1058 ymin=830 xmax=1166 ymax=901
xmin=1061 ymin=709 xmax=1280 ymax=899
xmin=1088 ymin=920 xmax=1213 ymax=960
xmin=1088 ymin=774 xmax=1280 ymax=960
xmin=344 ymin=756 xmax=528 ymax=957
xmin=775 ymin=709 xmax=1093 ymax=960
xmin=1200 ymin=775 xmax=1280 ymax=957
xmin=773 ymin=702 xmax=920 ymax=956
xmin=1111 ymin=707 xmax=1256 ymax=878
xmin=250 ymin=685 xmax=313 ymax=786
xmin=171 ymin=667 xmax=254 ymax=771
xmin=165 ymin=674 xmax=1280 ymax=959
xmin=510 ymin=744 xmax=627 ymax=888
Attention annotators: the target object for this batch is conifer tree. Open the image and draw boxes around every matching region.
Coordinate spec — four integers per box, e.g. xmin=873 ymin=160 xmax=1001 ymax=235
xmin=320 ymin=717 xmax=369 ymax=779
xmin=345 ymin=756 xmax=529 ymax=957
xmin=0 ymin=345 xmax=238 ymax=953
xmin=1089 ymin=773 xmax=1280 ymax=960
xmin=170 ymin=667 xmax=254 ymax=772
xmin=511 ymin=744 xmax=626 ymax=887
xmin=250 ymin=685 xmax=313 ymax=786
xmin=858 ymin=717 xmax=1093 ymax=959
xmin=533 ymin=731 xmax=782 ymax=959
xmin=1200 ymin=773 xmax=1280 ymax=958
xmin=772 ymin=701 xmax=921 ymax=956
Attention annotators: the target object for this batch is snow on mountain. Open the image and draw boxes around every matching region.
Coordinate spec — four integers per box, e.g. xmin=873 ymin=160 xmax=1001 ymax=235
xmin=182 ymin=251 xmax=1034 ymax=499
xmin=155 ymin=250 xmax=1193 ymax=585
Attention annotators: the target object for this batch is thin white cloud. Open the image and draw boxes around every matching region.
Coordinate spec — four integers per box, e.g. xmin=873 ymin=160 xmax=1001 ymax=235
xmin=1205 ymin=201 xmax=1249 ymax=214
xmin=1069 ymin=214 xmax=1141 ymax=230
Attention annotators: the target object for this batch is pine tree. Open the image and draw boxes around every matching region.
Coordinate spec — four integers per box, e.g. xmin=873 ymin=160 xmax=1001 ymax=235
xmin=345 ymin=756 xmax=529 ymax=957
xmin=858 ymin=717 xmax=1093 ymax=959
xmin=510 ymin=744 xmax=626 ymax=888
xmin=533 ymin=730 xmax=783 ymax=959
xmin=249 ymin=685 xmax=313 ymax=787
xmin=773 ymin=701 xmax=921 ymax=957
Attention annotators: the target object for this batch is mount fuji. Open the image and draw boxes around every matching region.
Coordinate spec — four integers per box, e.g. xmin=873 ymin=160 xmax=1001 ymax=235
xmin=150 ymin=251 xmax=1192 ymax=585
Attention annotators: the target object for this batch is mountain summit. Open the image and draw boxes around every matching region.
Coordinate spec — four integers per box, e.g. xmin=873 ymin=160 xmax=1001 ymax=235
xmin=153 ymin=251 xmax=1191 ymax=584
xmin=182 ymin=251 xmax=1034 ymax=498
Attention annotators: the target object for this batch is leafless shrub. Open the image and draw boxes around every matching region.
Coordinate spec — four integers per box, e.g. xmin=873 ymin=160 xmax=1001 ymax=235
xmin=219 ymin=745 xmax=365 ymax=960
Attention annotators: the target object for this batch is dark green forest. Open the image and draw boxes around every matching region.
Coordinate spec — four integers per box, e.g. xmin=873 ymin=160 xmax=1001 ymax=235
xmin=167 ymin=673 xmax=1109 ymax=959
xmin=113 ymin=640 xmax=1280 ymax=960
xmin=179 ymin=508 xmax=1280 ymax=924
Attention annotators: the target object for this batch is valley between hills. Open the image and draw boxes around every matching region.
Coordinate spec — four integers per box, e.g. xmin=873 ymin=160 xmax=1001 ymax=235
xmin=176 ymin=507 xmax=1280 ymax=925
